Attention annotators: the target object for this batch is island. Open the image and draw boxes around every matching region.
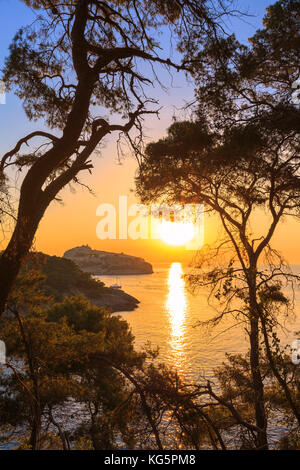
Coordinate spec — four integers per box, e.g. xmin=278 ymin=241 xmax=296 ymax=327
xmin=63 ymin=245 xmax=153 ymax=275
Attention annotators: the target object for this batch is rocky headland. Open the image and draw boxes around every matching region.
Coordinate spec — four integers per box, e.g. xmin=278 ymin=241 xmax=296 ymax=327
xmin=19 ymin=252 xmax=140 ymax=312
xmin=63 ymin=245 xmax=153 ymax=276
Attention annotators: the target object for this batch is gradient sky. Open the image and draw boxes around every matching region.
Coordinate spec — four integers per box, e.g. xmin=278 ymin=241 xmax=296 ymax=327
xmin=1 ymin=0 xmax=299 ymax=263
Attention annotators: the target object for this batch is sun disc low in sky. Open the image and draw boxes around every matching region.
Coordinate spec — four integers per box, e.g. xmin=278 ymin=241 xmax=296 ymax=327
xmin=159 ymin=221 xmax=195 ymax=246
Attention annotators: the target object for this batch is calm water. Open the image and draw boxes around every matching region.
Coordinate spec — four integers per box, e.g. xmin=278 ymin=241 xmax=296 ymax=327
xmin=98 ymin=263 xmax=300 ymax=382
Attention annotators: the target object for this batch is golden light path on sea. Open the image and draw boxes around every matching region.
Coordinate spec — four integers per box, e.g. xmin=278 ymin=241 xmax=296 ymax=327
xmin=166 ymin=262 xmax=187 ymax=370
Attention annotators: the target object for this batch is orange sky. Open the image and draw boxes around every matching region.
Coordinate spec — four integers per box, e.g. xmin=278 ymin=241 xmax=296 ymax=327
xmin=2 ymin=2 xmax=299 ymax=265
xmin=2 ymin=100 xmax=299 ymax=265
xmin=34 ymin=134 xmax=300 ymax=265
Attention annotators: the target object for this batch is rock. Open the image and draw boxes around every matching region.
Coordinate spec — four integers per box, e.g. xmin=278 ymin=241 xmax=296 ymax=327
xmin=63 ymin=245 xmax=153 ymax=275
xmin=90 ymin=289 xmax=140 ymax=312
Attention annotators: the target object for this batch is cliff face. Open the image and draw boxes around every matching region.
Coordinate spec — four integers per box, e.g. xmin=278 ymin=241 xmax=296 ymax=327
xmin=63 ymin=245 xmax=153 ymax=275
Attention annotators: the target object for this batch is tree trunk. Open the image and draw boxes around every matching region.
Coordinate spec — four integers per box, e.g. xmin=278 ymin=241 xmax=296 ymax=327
xmin=0 ymin=207 xmax=42 ymax=315
xmin=249 ymin=316 xmax=268 ymax=449
xmin=29 ymin=404 xmax=42 ymax=450
xmin=0 ymin=41 xmax=96 ymax=316
xmin=246 ymin=261 xmax=268 ymax=449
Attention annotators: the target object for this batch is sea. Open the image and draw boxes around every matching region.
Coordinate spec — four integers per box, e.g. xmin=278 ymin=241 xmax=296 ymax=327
xmin=98 ymin=262 xmax=300 ymax=382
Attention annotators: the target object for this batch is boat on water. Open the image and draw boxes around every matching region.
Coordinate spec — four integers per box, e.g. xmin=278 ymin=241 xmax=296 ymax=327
xmin=109 ymin=278 xmax=122 ymax=289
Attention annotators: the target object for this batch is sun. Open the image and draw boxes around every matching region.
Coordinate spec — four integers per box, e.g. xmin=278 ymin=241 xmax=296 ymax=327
xmin=159 ymin=221 xmax=195 ymax=246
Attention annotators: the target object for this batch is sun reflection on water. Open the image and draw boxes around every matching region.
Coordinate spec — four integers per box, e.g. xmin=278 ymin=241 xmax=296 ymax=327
xmin=166 ymin=263 xmax=187 ymax=371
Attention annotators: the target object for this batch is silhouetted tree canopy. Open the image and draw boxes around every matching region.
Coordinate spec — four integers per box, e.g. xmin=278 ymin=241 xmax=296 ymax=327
xmin=0 ymin=0 xmax=234 ymax=315
xmin=191 ymin=0 xmax=300 ymax=131
xmin=135 ymin=0 xmax=300 ymax=449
